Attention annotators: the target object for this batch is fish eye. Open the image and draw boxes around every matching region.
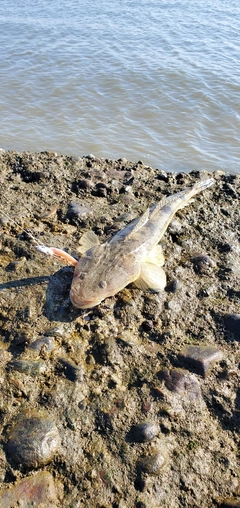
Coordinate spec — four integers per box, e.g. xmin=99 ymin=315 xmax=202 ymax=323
xmin=98 ymin=280 xmax=107 ymax=289
xmin=79 ymin=273 xmax=86 ymax=280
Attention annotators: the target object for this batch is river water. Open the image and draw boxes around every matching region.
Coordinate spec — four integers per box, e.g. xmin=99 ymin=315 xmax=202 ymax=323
xmin=0 ymin=0 xmax=239 ymax=173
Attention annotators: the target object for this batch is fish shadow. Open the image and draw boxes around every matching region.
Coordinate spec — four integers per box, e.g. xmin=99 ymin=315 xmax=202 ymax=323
xmin=0 ymin=267 xmax=83 ymax=323
xmin=43 ymin=266 xmax=81 ymax=322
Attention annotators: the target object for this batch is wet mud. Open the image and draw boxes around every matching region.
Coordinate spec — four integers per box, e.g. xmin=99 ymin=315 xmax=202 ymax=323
xmin=0 ymin=150 xmax=239 ymax=507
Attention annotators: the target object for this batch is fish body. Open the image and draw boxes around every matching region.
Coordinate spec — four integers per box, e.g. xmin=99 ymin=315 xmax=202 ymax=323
xmin=70 ymin=178 xmax=214 ymax=309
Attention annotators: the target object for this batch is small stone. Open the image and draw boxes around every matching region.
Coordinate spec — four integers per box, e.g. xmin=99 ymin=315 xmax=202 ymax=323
xmin=58 ymin=357 xmax=84 ymax=382
xmin=141 ymin=320 xmax=154 ymax=332
xmin=213 ymin=169 xmax=226 ymax=178
xmin=129 ymin=423 xmax=158 ymax=443
xmin=118 ymin=157 xmax=128 ymax=165
xmin=191 ymin=254 xmax=214 ymax=274
xmin=8 ymin=359 xmax=46 ymax=376
xmin=68 ymin=202 xmax=93 ymax=218
xmin=76 ymin=178 xmax=94 ymax=190
xmin=165 ymin=279 xmax=179 ymax=293
xmin=157 ymin=170 xmax=168 ymax=181
xmin=179 ymin=345 xmax=223 ymax=378
xmin=0 ymin=472 xmax=58 ymax=507
xmin=224 ymin=314 xmax=240 ymax=337
xmin=158 ymin=368 xmax=202 ymax=400
xmin=6 ymin=409 xmax=60 ymax=469
xmin=137 ymin=451 xmax=165 ymax=475
xmin=28 ymin=337 xmax=55 ymax=352
xmin=142 ymin=401 xmax=152 ymax=413
xmin=92 ymin=182 xmax=110 ymax=197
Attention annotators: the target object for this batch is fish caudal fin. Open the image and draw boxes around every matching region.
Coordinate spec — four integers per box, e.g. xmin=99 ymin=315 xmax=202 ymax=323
xmin=36 ymin=246 xmax=78 ymax=266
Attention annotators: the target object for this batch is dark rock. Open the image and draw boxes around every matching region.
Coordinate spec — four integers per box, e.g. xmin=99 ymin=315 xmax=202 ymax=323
xmin=95 ymin=409 xmax=114 ymax=434
xmin=75 ymin=178 xmax=93 ymax=191
xmin=179 ymin=345 xmax=223 ymax=378
xmin=28 ymin=337 xmax=55 ymax=352
xmin=191 ymin=254 xmax=214 ymax=274
xmin=58 ymin=357 xmax=84 ymax=382
xmin=6 ymin=409 xmax=60 ymax=469
xmin=7 ymin=359 xmax=46 ymax=376
xmin=137 ymin=451 xmax=165 ymax=475
xmin=141 ymin=320 xmax=154 ymax=332
xmin=158 ymin=368 xmax=202 ymax=400
xmin=165 ymin=279 xmax=179 ymax=293
xmin=224 ymin=314 xmax=240 ymax=337
xmin=0 ymin=472 xmax=58 ymax=507
xmin=128 ymin=423 xmax=158 ymax=443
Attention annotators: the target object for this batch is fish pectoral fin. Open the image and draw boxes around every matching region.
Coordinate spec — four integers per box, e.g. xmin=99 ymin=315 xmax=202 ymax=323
xmin=78 ymin=230 xmax=100 ymax=254
xmin=134 ymin=262 xmax=166 ymax=292
xmin=146 ymin=244 xmax=165 ymax=266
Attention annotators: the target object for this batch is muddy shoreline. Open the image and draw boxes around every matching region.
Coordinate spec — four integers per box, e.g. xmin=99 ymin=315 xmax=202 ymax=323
xmin=0 ymin=151 xmax=239 ymax=507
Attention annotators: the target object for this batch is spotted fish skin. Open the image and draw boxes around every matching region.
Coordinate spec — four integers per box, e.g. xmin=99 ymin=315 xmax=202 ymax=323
xmin=70 ymin=178 xmax=215 ymax=309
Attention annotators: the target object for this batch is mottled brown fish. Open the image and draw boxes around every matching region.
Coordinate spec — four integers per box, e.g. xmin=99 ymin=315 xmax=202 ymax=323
xmin=37 ymin=178 xmax=214 ymax=309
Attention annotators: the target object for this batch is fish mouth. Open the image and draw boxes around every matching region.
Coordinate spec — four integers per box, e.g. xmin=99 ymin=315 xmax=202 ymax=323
xmin=70 ymin=290 xmax=98 ymax=309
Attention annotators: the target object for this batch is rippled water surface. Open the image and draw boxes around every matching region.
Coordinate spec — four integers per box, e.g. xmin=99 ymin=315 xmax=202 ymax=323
xmin=0 ymin=0 xmax=239 ymax=173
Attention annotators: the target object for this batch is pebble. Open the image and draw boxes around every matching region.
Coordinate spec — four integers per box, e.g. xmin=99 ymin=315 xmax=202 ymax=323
xmin=0 ymin=472 xmax=58 ymax=507
xmin=118 ymin=157 xmax=128 ymax=165
xmin=156 ymin=170 xmax=168 ymax=181
xmin=137 ymin=451 xmax=165 ymax=475
xmin=8 ymin=359 xmax=46 ymax=376
xmin=6 ymin=409 xmax=60 ymax=469
xmin=76 ymin=178 xmax=94 ymax=190
xmin=58 ymin=357 xmax=84 ymax=382
xmin=92 ymin=182 xmax=109 ymax=197
xmin=179 ymin=345 xmax=223 ymax=378
xmin=128 ymin=423 xmax=158 ymax=443
xmin=159 ymin=368 xmax=202 ymax=400
xmin=165 ymin=279 xmax=179 ymax=293
xmin=191 ymin=254 xmax=214 ymax=274
xmin=28 ymin=336 xmax=55 ymax=353
xmin=213 ymin=169 xmax=226 ymax=178
xmin=68 ymin=202 xmax=93 ymax=218
xmin=224 ymin=314 xmax=240 ymax=337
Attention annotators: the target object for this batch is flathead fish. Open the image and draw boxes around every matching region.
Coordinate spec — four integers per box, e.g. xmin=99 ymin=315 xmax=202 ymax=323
xmin=43 ymin=177 xmax=213 ymax=309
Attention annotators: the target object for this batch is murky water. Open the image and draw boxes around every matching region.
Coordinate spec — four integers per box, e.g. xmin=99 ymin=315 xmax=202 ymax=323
xmin=0 ymin=0 xmax=239 ymax=173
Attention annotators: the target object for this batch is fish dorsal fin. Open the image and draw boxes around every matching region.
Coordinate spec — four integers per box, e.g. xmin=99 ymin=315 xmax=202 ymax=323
xmin=127 ymin=209 xmax=149 ymax=238
xmin=110 ymin=208 xmax=150 ymax=244
xmin=78 ymin=230 xmax=100 ymax=253
xmin=134 ymin=262 xmax=166 ymax=292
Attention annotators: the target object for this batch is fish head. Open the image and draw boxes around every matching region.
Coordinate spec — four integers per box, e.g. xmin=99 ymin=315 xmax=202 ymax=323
xmin=70 ymin=244 xmax=138 ymax=309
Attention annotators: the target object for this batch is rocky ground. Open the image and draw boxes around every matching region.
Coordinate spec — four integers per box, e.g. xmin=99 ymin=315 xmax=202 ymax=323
xmin=0 ymin=150 xmax=239 ymax=508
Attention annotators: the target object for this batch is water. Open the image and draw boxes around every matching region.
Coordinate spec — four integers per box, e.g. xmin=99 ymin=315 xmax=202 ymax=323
xmin=0 ymin=0 xmax=240 ymax=173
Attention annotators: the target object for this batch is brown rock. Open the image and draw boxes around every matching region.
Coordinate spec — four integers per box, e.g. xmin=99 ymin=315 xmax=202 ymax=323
xmin=0 ymin=472 xmax=59 ymax=508
xmin=179 ymin=345 xmax=223 ymax=377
